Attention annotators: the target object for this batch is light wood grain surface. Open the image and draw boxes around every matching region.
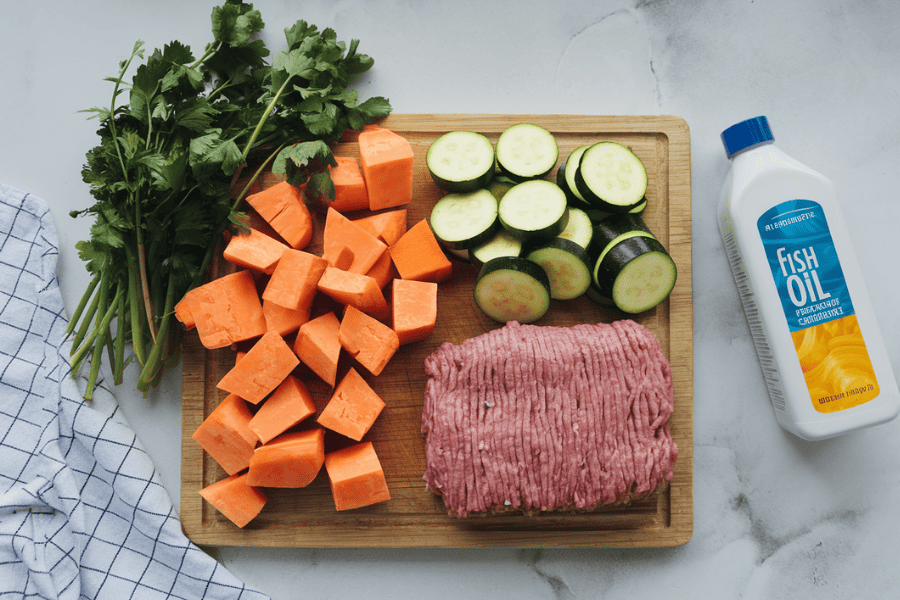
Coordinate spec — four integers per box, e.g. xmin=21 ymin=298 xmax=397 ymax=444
xmin=180 ymin=114 xmax=693 ymax=548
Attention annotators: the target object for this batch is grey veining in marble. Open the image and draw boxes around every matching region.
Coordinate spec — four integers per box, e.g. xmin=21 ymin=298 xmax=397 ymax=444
xmin=3 ymin=0 xmax=899 ymax=598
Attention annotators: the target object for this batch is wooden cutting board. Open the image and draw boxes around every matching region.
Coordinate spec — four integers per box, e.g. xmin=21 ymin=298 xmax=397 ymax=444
xmin=180 ymin=114 xmax=693 ymax=548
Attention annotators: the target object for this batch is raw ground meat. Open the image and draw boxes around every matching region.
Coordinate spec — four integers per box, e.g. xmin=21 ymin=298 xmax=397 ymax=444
xmin=421 ymin=319 xmax=678 ymax=517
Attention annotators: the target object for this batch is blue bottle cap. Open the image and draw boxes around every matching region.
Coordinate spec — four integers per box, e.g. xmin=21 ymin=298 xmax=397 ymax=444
xmin=721 ymin=116 xmax=774 ymax=159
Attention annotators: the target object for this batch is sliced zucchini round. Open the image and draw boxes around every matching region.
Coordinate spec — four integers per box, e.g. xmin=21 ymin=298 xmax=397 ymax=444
xmin=575 ymin=141 xmax=647 ymax=213
xmin=495 ymin=123 xmax=559 ymax=181
xmin=474 ymin=256 xmax=551 ymax=324
xmin=470 ymin=228 xmax=523 ymax=269
xmin=592 ymin=235 xmax=677 ymax=314
xmin=525 ymin=237 xmax=592 ymax=301
xmin=589 ymin=213 xmax=653 ymax=261
xmin=430 ymin=188 xmax=499 ymax=250
xmin=426 ymin=130 xmax=495 ymax=192
xmin=556 ymin=145 xmax=590 ymax=203
xmin=627 ymin=198 xmax=648 ymax=216
xmin=556 ymin=206 xmax=593 ymax=249
xmin=498 ymin=179 xmax=569 ymax=240
xmin=486 ymin=175 xmax=517 ymax=202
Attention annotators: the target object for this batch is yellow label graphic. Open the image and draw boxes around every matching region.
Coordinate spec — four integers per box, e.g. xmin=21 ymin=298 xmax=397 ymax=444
xmin=791 ymin=314 xmax=879 ymax=412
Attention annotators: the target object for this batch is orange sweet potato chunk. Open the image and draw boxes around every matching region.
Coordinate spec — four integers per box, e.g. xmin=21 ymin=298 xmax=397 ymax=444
xmin=248 ymin=375 xmax=317 ymax=444
xmin=262 ymin=248 xmax=328 ymax=311
xmin=216 ymin=330 xmax=300 ymax=404
xmin=322 ymin=208 xmax=387 ymax=275
xmin=338 ymin=306 xmax=399 ymax=376
xmin=191 ymin=393 xmax=258 ymax=476
xmin=358 ymin=127 xmax=414 ymax=211
xmin=316 ymin=267 xmax=390 ymax=319
xmin=222 ymin=228 xmax=290 ymax=275
xmin=263 ymin=299 xmax=310 ymax=337
xmin=184 ymin=270 xmax=267 ymax=349
xmin=329 ymin=156 xmax=369 ymax=213
xmin=324 ymin=441 xmax=391 ymax=511
xmin=352 ymin=208 xmax=408 ymax=246
xmin=317 ymin=368 xmax=385 ymax=442
xmin=390 ymin=219 xmax=453 ymax=283
xmin=364 ymin=247 xmax=397 ymax=290
xmin=247 ymin=428 xmax=325 ymax=488
xmin=199 ymin=471 xmax=267 ymax=528
xmin=392 ymin=279 xmax=438 ymax=345
xmin=293 ymin=312 xmax=342 ymax=387
xmin=245 ymin=181 xmax=314 ymax=250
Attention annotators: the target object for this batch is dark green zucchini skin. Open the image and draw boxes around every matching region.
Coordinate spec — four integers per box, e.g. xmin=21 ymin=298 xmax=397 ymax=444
xmin=477 ymin=255 xmax=550 ymax=286
xmin=586 ymin=212 xmax=676 ymax=313
xmin=429 ymin=168 xmax=493 ymax=193
xmin=592 ymin=235 xmax=670 ymax=296
xmin=589 ymin=213 xmax=653 ymax=257
xmin=556 ymin=160 xmax=580 ymax=204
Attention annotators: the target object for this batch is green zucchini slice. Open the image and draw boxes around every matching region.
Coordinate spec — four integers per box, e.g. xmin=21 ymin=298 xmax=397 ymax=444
xmin=588 ymin=213 xmax=676 ymax=313
xmin=525 ymin=237 xmax=592 ymax=301
xmin=470 ymin=228 xmax=523 ymax=269
xmin=495 ymin=123 xmax=559 ymax=181
xmin=556 ymin=145 xmax=590 ymax=203
xmin=474 ymin=256 xmax=551 ymax=324
xmin=556 ymin=206 xmax=593 ymax=249
xmin=589 ymin=213 xmax=653 ymax=259
xmin=498 ymin=179 xmax=569 ymax=240
xmin=426 ymin=130 xmax=496 ymax=192
xmin=592 ymin=235 xmax=677 ymax=314
xmin=429 ymin=188 xmax=499 ymax=251
xmin=575 ymin=141 xmax=648 ymax=213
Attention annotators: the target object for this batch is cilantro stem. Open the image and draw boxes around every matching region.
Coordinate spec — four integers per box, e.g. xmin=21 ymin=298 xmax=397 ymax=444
xmin=113 ymin=291 xmax=127 ymax=386
xmin=135 ymin=198 xmax=157 ymax=343
xmin=242 ymin=77 xmax=292 ymax=162
xmin=66 ymin=273 xmax=100 ymax=337
xmin=125 ymin=243 xmax=147 ymax=367
xmin=71 ymin=284 xmax=102 ymax=351
xmin=109 ymin=41 xmax=144 ymax=187
xmin=137 ymin=271 xmax=177 ymax=393
xmin=76 ymin=286 xmax=123 ymax=401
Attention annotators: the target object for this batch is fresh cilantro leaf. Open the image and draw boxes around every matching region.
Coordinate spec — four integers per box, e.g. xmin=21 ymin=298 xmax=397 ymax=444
xmin=343 ymin=39 xmax=375 ymax=74
xmin=272 ymin=140 xmax=336 ymax=186
xmin=211 ymin=1 xmax=264 ymax=46
xmin=303 ymin=170 xmax=336 ymax=210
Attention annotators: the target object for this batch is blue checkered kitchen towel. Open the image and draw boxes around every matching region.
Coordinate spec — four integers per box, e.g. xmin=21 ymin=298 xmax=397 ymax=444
xmin=0 ymin=184 xmax=269 ymax=599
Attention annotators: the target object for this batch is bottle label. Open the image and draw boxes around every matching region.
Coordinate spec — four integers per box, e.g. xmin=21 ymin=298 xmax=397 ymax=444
xmin=758 ymin=199 xmax=878 ymax=413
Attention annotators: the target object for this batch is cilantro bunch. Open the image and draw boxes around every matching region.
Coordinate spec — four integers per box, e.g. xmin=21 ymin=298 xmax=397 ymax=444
xmin=68 ymin=0 xmax=391 ymax=399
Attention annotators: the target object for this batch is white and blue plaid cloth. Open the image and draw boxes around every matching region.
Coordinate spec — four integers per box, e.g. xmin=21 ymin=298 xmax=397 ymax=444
xmin=0 ymin=184 xmax=269 ymax=599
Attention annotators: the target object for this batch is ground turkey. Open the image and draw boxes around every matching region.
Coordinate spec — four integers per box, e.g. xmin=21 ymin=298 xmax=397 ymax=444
xmin=421 ymin=319 xmax=678 ymax=517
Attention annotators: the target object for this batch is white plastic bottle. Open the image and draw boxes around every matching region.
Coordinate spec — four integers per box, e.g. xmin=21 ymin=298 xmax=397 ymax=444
xmin=718 ymin=116 xmax=900 ymax=440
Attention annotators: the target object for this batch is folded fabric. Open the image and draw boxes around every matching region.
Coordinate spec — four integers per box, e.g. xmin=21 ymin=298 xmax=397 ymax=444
xmin=0 ymin=184 xmax=270 ymax=599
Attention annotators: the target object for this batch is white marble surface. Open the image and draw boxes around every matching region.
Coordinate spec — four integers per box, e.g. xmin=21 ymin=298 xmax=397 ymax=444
xmin=4 ymin=0 xmax=900 ymax=597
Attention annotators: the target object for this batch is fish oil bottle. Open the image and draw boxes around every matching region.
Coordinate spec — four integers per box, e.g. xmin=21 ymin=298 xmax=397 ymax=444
xmin=718 ymin=116 xmax=900 ymax=440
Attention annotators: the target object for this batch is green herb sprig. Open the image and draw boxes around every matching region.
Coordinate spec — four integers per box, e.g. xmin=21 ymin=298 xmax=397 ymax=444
xmin=67 ymin=0 xmax=391 ymax=399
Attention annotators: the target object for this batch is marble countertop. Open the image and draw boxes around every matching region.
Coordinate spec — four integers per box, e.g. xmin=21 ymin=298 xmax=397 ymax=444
xmin=4 ymin=0 xmax=900 ymax=597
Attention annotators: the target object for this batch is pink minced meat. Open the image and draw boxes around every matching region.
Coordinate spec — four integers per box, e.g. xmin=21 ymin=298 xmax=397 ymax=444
xmin=421 ymin=319 xmax=678 ymax=517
